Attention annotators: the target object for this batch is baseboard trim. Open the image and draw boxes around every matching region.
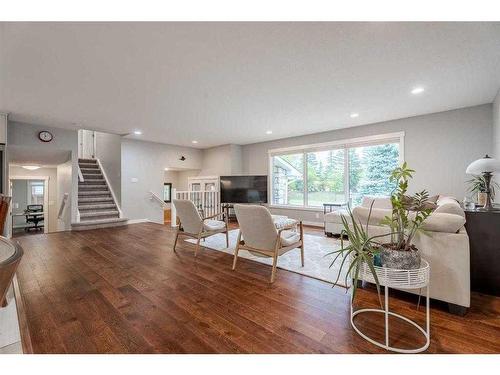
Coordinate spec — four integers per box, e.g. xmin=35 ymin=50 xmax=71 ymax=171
xmin=126 ymin=218 xmax=150 ymax=224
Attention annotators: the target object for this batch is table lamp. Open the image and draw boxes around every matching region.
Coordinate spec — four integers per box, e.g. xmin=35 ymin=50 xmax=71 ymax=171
xmin=466 ymin=155 xmax=500 ymax=210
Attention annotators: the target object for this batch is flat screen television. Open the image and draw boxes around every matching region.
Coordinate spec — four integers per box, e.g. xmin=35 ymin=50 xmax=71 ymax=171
xmin=220 ymin=175 xmax=268 ymax=204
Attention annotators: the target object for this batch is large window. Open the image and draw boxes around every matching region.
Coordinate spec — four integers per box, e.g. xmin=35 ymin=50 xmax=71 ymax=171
xmin=270 ymin=133 xmax=402 ymax=208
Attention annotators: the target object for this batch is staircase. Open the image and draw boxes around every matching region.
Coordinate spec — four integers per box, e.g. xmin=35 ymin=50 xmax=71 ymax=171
xmin=72 ymin=158 xmax=128 ymax=230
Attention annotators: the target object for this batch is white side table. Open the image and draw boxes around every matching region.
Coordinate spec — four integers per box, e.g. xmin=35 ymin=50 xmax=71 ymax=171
xmin=350 ymin=259 xmax=430 ymax=353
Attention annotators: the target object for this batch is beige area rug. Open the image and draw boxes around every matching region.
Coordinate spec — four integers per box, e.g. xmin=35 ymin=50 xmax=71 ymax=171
xmin=186 ymin=229 xmax=350 ymax=287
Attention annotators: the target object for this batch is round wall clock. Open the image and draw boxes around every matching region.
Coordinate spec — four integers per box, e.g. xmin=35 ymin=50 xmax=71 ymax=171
xmin=38 ymin=131 xmax=54 ymax=142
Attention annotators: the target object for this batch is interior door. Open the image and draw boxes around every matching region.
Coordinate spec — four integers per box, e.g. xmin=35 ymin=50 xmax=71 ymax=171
xmin=78 ymin=130 xmax=96 ymax=159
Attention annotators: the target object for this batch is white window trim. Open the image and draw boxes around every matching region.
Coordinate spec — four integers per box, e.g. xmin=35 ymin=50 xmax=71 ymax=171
xmin=268 ymin=131 xmax=405 ymax=209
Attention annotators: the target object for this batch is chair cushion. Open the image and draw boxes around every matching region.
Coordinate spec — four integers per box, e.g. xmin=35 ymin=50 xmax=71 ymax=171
xmin=280 ymin=230 xmax=301 ymax=246
xmin=203 ymin=219 xmax=225 ymax=232
xmin=273 ymin=216 xmax=298 ymax=229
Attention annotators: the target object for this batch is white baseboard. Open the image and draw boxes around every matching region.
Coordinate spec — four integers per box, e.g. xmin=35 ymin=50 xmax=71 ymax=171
xmin=126 ymin=218 xmax=150 ymax=224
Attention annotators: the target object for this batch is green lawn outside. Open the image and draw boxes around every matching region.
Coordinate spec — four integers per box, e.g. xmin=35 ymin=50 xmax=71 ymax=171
xmin=287 ymin=191 xmax=345 ymax=207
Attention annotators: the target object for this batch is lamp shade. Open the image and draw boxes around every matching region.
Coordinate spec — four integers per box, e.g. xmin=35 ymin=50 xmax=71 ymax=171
xmin=466 ymin=155 xmax=500 ymax=175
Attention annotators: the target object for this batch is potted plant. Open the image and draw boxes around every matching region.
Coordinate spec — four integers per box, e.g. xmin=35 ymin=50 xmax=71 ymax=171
xmin=327 ymin=203 xmax=389 ymax=306
xmin=379 ymin=163 xmax=433 ymax=269
xmin=466 ymin=175 xmax=499 ymax=206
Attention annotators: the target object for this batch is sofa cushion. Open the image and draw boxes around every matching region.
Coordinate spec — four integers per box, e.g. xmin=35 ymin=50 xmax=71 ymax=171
xmin=421 ymin=213 xmax=466 ymax=233
xmin=435 ymin=196 xmax=465 ymax=218
xmin=353 ymin=206 xmax=391 ymax=226
xmin=354 ymin=206 xmax=465 ymax=233
xmin=361 ymin=196 xmax=392 ymax=209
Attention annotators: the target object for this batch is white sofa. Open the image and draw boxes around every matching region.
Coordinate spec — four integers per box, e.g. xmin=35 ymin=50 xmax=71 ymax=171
xmin=324 ymin=196 xmax=470 ymax=314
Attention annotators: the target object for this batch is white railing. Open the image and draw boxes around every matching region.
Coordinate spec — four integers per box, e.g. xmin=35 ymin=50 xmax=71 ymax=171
xmin=171 ymin=189 xmax=221 ymax=228
xmin=96 ymin=158 xmax=123 ymax=218
xmin=149 ymin=191 xmax=169 ymax=208
xmin=78 ymin=166 xmax=84 ymax=182
xmin=58 ymin=193 xmax=69 ymax=219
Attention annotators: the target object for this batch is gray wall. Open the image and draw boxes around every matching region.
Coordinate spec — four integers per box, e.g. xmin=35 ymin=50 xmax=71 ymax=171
xmin=199 ymin=144 xmax=243 ymax=176
xmin=121 ymin=139 xmax=202 ymax=222
xmin=493 ymin=90 xmax=500 ymax=160
xmin=242 ymin=104 xmax=493 ymax=223
xmin=7 ymin=122 xmax=79 ymax=223
xmin=493 ymin=90 xmax=500 ymax=202
xmin=95 ymin=131 xmax=122 ymax=204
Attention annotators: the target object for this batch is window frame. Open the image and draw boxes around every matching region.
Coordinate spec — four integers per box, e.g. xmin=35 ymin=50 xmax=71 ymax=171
xmin=268 ymin=132 xmax=405 ymax=210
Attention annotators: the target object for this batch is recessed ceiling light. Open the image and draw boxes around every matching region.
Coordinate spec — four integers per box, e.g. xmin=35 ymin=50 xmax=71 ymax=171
xmin=164 ymin=168 xmax=169 ymax=171
xmin=134 ymin=130 xmax=142 ymax=135
xmin=411 ymin=87 xmax=425 ymax=95
xmin=266 ymin=130 xmax=273 ymax=135
xmin=192 ymin=140 xmax=198 ymax=144
xmin=22 ymin=165 xmax=41 ymax=170
xmin=350 ymin=113 xmax=359 ymax=118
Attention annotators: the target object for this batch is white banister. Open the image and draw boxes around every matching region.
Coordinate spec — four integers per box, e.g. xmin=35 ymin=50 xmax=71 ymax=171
xmin=78 ymin=165 xmax=84 ymax=182
xmin=171 ymin=188 xmax=177 ymax=227
xmin=57 ymin=193 xmax=69 ymax=220
xmin=96 ymin=158 xmax=123 ymax=218
xmin=150 ymin=191 xmax=169 ymax=208
xmin=173 ymin=190 xmax=220 ymax=221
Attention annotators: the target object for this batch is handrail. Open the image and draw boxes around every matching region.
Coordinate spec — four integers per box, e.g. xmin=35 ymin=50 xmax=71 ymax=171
xmin=57 ymin=193 xmax=69 ymax=220
xmin=150 ymin=191 xmax=169 ymax=208
xmin=78 ymin=165 xmax=84 ymax=182
xmin=96 ymin=158 xmax=123 ymax=218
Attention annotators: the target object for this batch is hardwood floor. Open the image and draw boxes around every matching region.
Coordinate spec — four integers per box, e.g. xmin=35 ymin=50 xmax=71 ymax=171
xmin=14 ymin=222 xmax=500 ymax=354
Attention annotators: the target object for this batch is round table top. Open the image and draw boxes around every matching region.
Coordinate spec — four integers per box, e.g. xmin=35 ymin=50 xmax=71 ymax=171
xmin=0 ymin=237 xmax=20 ymax=265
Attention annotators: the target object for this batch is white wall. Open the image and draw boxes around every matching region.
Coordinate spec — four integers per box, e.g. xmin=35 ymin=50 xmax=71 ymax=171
xmin=199 ymin=144 xmax=243 ymax=176
xmin=95 ymin=131 xmax=122 ymax=205
xmin=242 ymin=104 xmax=493 ymax=224
xmin=7 ymin=122 xmax=79 ymax=223
xmin=121 ymin=139 xmax=202 ymax=222
xmin=492 ymin=90 xmax=500 ymax=203
xmin=10 ymin=165 xmax=58 ymax=232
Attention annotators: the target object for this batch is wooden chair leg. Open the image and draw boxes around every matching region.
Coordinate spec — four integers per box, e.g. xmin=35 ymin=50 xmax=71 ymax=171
xmin=300 ymin=242 xmax=305 ymax=267
xmin=270 ymin=253 xmax=279 ymax=283
xmin=195 ymin=234 xmax=202 ymax=257
xmin=225 ymin=229 xmax=229 ymax=248
xmin=232 ymin=231 xmax=242 ymax=270
xmin=299 ymin=221 xmax=304 ymax=266
xmin=173 ymin=230 xmax=179 ymax=252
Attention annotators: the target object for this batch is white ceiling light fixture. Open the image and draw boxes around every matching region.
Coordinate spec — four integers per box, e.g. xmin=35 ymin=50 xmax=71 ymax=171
xmin=22 ymin=165 xmax=41 ymax=170
xmin=350 ymin=113 xmax=359 ymax=118
xmin=133 ymin=130 xmax=142 ymax=135
xmin=266 ymin=130 xmax=273 ymax=135
xmin=411 ymin=86 xmax=425 ymax=95
xmin=192 ymin=140 xmax=198 ymax=144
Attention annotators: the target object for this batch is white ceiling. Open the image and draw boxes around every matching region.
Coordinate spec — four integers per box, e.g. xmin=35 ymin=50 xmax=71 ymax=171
xmin=8 ymin=146 xmax=72 ymax=166
xmin=1 ymin=22 xmax=499 ymax=148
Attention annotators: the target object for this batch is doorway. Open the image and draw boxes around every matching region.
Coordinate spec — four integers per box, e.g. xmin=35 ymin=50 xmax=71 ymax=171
xmin=10 ymin=177 xmax=49 ymax=237
xmin=78 ymin=129 xmax=96 ymax=159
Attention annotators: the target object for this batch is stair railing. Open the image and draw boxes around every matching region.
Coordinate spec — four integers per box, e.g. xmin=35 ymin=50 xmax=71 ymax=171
xmin=78 ymin=165 xmax=84 ymax=182
xmin=171 ymin=189 xmax=220 ymax=228
xmin=95 ymin=158 xmax=123 ymax=218
xmin=57 ymin=193 xmax=69 ymax=220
